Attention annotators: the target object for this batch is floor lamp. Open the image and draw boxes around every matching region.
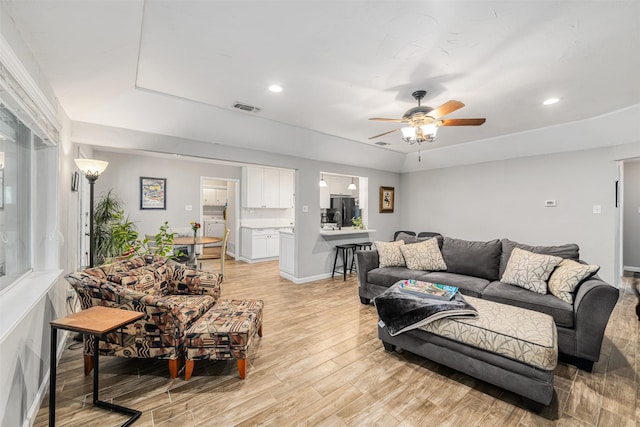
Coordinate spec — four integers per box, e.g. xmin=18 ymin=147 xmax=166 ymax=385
xmin=74 ymin=159 xmax=109 ymax=267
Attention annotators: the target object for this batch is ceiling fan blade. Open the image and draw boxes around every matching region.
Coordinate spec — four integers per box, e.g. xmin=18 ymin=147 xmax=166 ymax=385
xmin=368 ymin=117 xmax=404 ymax=122
xmin=440 ymin=118 xmax=486 ymax=126
xmin=429 ymin=100 xmax=465 ymax=119
xmin=368 ymin=128 xmax=400 ymax=139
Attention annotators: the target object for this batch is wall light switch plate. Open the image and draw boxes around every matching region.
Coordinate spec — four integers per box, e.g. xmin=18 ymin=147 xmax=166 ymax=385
xmin=185 ymin=205 xmax=193 ymax=211
xmin=544 ymin=200 xmax=557 ymax=207
xmin=593 ymin=205 xmax=602 ymax=214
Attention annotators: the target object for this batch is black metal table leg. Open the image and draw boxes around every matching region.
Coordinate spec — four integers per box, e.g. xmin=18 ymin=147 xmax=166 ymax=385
xmin=49 ymin=326 xmax=57 ymax=426
xmin=92 ymin=336 xmax=142 ymax=426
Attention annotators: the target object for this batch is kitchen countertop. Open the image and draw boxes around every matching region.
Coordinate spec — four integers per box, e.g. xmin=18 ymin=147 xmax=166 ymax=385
xmin=241 ymin=224 xmax=294 ymax=229
xmin=319 ymin=227 xmax=376 ymax=236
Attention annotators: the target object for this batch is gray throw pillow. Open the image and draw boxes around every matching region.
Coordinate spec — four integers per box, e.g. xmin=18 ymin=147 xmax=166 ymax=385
xmin=396 ymin=232 xmax=444 ymax=248
xmin=499 ymin=239 xmax=580 ymax=279
xmin=441 ymin=237 xmax=502 ymax=281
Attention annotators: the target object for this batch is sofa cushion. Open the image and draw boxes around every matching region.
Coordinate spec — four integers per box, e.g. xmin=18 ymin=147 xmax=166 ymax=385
xmin=367 ymin=267 xmax=431 ymax=288
xmin=107 ymin=267 xmax=168 ymax=296
xmin=501 ymin=248 xmax=562 ymax=294
xmin=441 ymin=237 xmax=502 ymax=281
xmin=399 ymin=238 xmax=447 ymax=271
xmin=375 ymin=240 xmax=406 ymax=267
xmin=419 ymin=295 xmax=558 ymax=370
xmin=396 ymin=232 xmax=444 ymax=248
xmin=162 ymin=294 xmax=217 ymax=326
xmin=481 ymin=281 xmax=574 ymax=328
xmin=548 ymin=259 xmax=600 ymax=304
xmin=421 ymin=272 xmax=490 ymax=298
xmin=499 ymin=239 xmax=579 ymax=279
xmin=100 ymin=256 xmax=147 ymax=275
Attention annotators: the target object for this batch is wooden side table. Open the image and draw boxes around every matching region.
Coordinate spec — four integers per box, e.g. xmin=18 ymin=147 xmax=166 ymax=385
xmin=49 ymin=306 xmax=144 ymax=426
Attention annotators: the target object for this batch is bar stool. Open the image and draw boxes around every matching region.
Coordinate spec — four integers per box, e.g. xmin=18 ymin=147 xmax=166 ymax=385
xmin=351 ymin=242 xmax=373 ymax=271
xmin=332 ymin=244 xmax=357 ymax=281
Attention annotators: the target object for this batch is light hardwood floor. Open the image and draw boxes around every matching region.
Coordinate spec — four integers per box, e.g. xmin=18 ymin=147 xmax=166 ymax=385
xmin=37 ymin=260 xmax=638 ymax=426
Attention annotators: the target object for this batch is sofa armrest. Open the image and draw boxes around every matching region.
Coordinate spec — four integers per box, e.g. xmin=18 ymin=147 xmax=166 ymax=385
xmin=572 ymin=277 xmax=619 ymax=361
xmin=355 ymin=250 xmax=379 ymax=288
xmin=166 ymin=260 xmax=222 ymax=299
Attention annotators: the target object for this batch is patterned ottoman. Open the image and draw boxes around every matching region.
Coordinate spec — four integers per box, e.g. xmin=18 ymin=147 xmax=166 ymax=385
xmin=379 ymin=295 xmax=558 ymax=406
xmin=185 ymin=299 xmax=264 ymax=380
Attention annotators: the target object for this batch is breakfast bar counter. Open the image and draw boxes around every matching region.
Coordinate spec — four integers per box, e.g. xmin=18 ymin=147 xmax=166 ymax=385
xmin=320 ymin=227 xmax=376 ymax=236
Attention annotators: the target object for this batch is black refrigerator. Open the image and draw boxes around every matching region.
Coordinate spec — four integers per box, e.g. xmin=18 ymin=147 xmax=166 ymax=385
xmin=330 ymin=196 xmax=358 ymax=227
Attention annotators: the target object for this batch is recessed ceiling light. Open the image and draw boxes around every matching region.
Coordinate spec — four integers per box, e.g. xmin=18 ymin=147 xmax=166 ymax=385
xmin=543 ymin=97 xmax=560 ymax=105
xmin=268 ymin=85 xmax=283 ymax=93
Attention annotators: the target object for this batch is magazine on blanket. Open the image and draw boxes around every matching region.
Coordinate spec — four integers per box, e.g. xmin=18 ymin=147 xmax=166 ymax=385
xmin=399 ymin=280 xmax=458 ymax=301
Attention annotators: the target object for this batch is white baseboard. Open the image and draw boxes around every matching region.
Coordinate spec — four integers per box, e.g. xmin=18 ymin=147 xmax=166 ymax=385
xmin=623 ymin=266 xmax=640 ymax=273
xmin=237 ymin=256 xmax=278 ymax=264
xmin=279 ymin=271 xmax=334 ymax=284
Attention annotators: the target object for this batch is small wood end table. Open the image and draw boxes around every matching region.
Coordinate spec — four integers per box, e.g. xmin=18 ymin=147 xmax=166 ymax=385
xmin=49 ymin=306 xmax=144 ymax=426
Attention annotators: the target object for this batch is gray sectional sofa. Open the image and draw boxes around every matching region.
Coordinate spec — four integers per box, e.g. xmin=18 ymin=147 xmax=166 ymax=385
xmin=355 ymin=233 xmax=620 ymax=371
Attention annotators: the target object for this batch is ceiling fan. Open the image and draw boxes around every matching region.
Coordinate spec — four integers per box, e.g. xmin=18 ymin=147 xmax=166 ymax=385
xmin=368 ymin=90 xmax=486 ymax=144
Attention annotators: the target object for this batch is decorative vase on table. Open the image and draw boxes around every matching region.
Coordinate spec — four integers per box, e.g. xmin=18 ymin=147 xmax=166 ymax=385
xmin=189 ymin=221 xmax=201 ymax=241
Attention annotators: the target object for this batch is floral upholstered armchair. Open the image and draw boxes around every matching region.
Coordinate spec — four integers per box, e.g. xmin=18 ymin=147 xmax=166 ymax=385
xmin=65 ymin=255 xmax=222 ymax=378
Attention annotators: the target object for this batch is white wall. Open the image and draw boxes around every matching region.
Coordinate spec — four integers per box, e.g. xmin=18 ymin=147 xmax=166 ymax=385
xmin=400 ymin=147 xmax=625 ymax=285
xmin=73 ymin=122 xmax=403 ymax=281
xmin=623 ymin=159 xmax=640 ymax=270
xmin=0 ymin=7 xmax=78 ymax=426
xmin=94 ymin=150 xmax=243 ymax=238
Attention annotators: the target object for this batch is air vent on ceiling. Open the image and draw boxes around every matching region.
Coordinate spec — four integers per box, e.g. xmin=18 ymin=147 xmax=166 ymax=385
xmin=233 ymin=102 xmax=261 ymax=113
xmin=375 ymin=141 xmax=391 ymax=146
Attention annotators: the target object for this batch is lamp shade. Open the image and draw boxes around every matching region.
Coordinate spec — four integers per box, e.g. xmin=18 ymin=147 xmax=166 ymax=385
xmin=420 ymin=124 xmax=438 ymax=136
xmin=348 ymin=177 xmax=357 ymax=190
xmin=401 ymin=127 xmax=416 ymax=139
xmin=319 ymin=173 xmax=328 ymax=187
xmin=74 ymin=159 xmax=109 ymax=178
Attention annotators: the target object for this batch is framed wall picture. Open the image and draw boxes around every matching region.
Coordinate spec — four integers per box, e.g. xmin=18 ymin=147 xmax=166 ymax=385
xmin=379 ymin=186 xmax=394 ymax=213
xmin=140 ymin=177 xmax=166 ymax=210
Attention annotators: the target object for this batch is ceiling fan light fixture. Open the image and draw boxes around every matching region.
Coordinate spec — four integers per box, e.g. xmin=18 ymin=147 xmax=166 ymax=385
xmin=268 ymin=84 xmax=283 ymax=93
xmin=401 ymin=124 xmax=437 ymax=145
xmin=543 ymin=97 xmax=560 ymax=105
xmin=401 ymin=126 xmax=416 ymax=139
xmin=420 ymin=124 xmax=438 ymax=136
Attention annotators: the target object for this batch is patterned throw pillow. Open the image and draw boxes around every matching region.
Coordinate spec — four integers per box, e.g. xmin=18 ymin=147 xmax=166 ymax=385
xmin=501 ymin=248 xmax=562 ymax=294
xmin=375 ymin=240 xmax=406 ymax=268
xmin=548 ymin=259 xmax=599 ymax=304
xmin=399 ymin=238 xmax=447 ymax=271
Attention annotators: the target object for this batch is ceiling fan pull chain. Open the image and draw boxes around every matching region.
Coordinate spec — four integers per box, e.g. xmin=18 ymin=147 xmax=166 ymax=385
xmin=418 ymin=148 xmax=421 ymax=162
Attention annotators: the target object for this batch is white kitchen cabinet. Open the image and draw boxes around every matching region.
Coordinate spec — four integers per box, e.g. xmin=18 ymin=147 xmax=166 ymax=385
xmin=327 ymin=175 xmax=356 ymax=196
xmin=240 ymin=227 xmax=281 ymax=260
xmin=242 ymin=166 xmax=294 ymax=208
xmin=203 ymin=188 xmax=227 ymax=206
xmin=262 ymin=168 xmax=280 ymax=208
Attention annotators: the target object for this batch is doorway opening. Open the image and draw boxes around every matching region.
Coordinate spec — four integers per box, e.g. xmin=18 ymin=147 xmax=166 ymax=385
xmin=200 ymin=176 xmax=240 ymax=260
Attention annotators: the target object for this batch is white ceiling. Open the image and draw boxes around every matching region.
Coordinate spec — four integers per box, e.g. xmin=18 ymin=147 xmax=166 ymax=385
xmin=4 ymin=1 xmax=640 ymax=171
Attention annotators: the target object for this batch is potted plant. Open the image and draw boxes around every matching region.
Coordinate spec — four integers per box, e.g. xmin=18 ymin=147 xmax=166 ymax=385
xmin=94 ymin=190 xmax=182 ymax=264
